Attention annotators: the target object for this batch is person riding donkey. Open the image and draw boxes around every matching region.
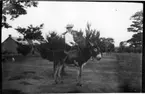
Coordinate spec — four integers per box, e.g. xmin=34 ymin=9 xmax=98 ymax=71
xmin=62 ymin=24 xmax=82 ymax=53
xmin=62 ymin=24 xmax=85 ymax=66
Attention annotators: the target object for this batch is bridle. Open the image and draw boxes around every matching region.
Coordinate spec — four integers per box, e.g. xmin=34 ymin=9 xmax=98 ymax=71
xmin=88 ymin=41 xmax=101 ymax=57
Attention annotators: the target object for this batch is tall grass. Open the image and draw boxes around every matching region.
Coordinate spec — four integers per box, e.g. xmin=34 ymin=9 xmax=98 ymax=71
xmin=116 ymin=53 xmax=142 ymax=92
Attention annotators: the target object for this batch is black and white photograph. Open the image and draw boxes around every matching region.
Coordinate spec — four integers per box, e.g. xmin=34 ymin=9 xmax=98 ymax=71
xmin=2 ymin=0 xmax=143 ymax=93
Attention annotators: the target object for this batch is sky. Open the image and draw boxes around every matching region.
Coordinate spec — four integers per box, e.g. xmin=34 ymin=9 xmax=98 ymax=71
xmin=1 ymin=1 xmax=143 ymax=47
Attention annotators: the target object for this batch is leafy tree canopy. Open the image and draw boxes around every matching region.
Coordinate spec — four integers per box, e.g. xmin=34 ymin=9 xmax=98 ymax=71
xmin=127 ymin=10 xmax=143 ymax=33
xmin=127 ymin=10 xmax=143 ymax=48
xmin=15 ymin=24 xmax=44 ymax=40
xmin=99 ymin=37 xmax=115 ymax=53
xmin=127 ymin=32 xmax=142 ymax=47
xmin=2 ymin=0 xmax=38 ymax=28
xmin=85 ymin=23 xmax=100 ymax=45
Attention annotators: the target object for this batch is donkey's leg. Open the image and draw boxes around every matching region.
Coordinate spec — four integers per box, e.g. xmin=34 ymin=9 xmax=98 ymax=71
xmin=54 ymin=67 xmax=58 ymax=84
xmin=76 ymin=66 xmax=82 ymax=86
xmin=54 ymin=64 xmax=59 ymax=84
xmin=58 ymin=64 xmax=64 ymax=84
xmin=76 ymin=63 xmax=86 ymax=86
xmin=53 ymin=61 xmax=57 ymax=75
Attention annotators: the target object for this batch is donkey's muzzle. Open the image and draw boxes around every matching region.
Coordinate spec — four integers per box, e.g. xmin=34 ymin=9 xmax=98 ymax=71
xmin=96 ymin=53 xmax=102 ymax=61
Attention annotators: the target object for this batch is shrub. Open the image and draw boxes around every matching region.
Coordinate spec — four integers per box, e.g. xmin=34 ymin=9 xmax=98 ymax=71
xmin=38 ymin=43 xmax=53 ymax=61
xmin=17 ymin=43 xmax=32 ymax=56
xmin=38 ymin=32 xmax=66 ymax=61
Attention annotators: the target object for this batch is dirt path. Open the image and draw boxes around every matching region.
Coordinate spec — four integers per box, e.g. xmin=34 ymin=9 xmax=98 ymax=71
xmin=2 ymin=55 xmax=121 ymax=93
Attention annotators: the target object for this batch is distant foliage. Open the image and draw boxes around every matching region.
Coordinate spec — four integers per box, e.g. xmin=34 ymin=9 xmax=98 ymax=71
xmin=17 ymin=43 xmax=32 ymax=56
xmin=99 ymin=37 xmax=115 ymax=53
xmin=15 ymin=24 xmax=44 ymax=40
xmin=127 ymin=10 xmax=143 ymax=49
xmin=118 ymin=41 xmax=142 ymax=53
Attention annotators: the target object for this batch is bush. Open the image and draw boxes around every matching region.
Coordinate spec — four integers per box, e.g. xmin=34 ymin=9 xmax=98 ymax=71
xmin=17 ymin=43 xmax=32 ymax=56
xmin=38 ymin=32 xmax=66 ymax=61
xmin=37 ymin=43 xmax=53 ymax=61
xmin=46 ymin=32 xmax=65 ymax=50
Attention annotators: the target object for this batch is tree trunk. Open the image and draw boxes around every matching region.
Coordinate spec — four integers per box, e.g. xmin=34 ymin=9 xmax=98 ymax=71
xmin=27 ymin=39 xmax=34 ymax=55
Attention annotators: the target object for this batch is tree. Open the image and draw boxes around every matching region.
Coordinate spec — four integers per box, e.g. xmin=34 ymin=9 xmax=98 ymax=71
xmin=99 ymin=37 xmax=115 ymax=54
xmin=15 ymin=24 xmax=44 ymax=54
xmin=106 ymin=38 xmax=114 ymax=44
xmin=108 ymin=43 xmax=115 ymax=52
xmin=104 ymin=38 xmax=114 ymax=54
xmin=15 ymin=24 xmax=44 ymax=40
xmin=127 ymin=32 xmax=142 ymax=48
xmin=85 ymin=23 xmax=101 ymax=49
xmin=99 ymin=37 xmax=106 ymax=52
xmin=127 ymin=10 xmax=143 ymax=49
xmin=118 ymin=41 xmax=142 ymax=53
xmin=127 ymin=10 xmax=143 ymax=33
xmin=85 ymin=23 xmax=100 ymax=44
xmin=2 ymin=0 xmax=38 ymax=28
xmin=118 ymin=41 xmax=127 ymax=53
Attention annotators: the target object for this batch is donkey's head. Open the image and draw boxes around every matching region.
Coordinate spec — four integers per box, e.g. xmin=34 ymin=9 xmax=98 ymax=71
xmin=88 ymin=41 xmax=102 ymax=61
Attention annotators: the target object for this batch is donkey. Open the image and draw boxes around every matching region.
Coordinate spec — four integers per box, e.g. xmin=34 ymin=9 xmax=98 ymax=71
xmin=54 ymin=36 xmax=102 ymax=86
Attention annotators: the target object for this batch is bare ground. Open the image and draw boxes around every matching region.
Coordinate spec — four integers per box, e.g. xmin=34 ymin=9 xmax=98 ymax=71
xmin=2 ymin=54 xmax=142 ymax=93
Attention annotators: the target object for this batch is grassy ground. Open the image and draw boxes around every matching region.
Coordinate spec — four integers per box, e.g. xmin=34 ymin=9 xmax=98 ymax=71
xmin=2 ymin=53 xmax=142 ymax=93
xmin=115 ymin=53 xmax=142 ymax=92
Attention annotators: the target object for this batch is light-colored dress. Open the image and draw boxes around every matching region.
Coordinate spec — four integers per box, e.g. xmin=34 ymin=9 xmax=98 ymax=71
xmin=64 ymin=31 xmax=76 ymax=46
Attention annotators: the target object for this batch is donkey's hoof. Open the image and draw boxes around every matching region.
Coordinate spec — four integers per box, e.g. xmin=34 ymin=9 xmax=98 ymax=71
xmin=76 ymin=83 xmax=82 ymax=86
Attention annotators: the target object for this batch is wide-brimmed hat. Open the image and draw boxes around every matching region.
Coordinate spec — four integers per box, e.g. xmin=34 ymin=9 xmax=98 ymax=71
xmin=66 ymin=24 xmax=74 ymax=28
